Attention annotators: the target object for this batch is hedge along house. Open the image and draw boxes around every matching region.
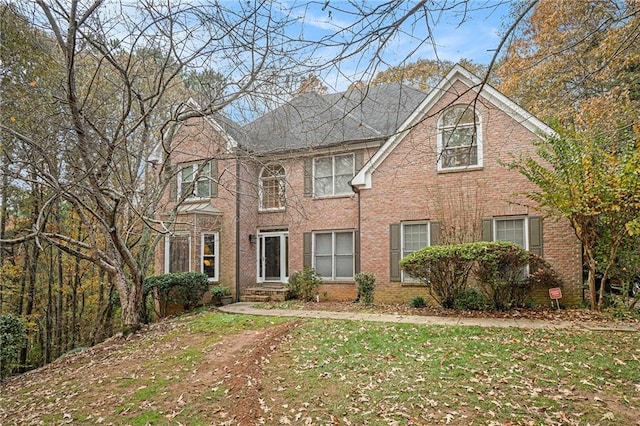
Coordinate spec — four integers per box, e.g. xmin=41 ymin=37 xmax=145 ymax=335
xmin=154 ymin=65 xmax=583 ymax=306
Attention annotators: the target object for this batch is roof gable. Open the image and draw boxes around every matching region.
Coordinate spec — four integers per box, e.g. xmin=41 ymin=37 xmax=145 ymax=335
xmin=149 ymin=99 xmax=243 ymax=164
xmin=351 ymin=64 xmax=554 ymax=188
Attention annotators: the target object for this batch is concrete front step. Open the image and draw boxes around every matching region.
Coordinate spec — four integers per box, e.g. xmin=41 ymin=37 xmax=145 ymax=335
xmin=240 ymin=294 xmax=271 ymax=303
xmin=241 ymin=286 xmax=289 ymax=302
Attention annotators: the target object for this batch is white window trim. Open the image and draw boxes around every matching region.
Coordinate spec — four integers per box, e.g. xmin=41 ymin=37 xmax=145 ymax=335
xmin=312 ymin=230 xmax=354 ymax=281
xmin=177 ymin=162 xmax=210 ymax=200
xmin=201 ymin=232 xmax=219 ymax=282
xmin=493 ymin=216 xmax=529 ymax=275
xmin=164 ymin=233 xmax=191 ymax=274
xmin=436 ymin=106 xmax=483 ymax=171
xmin=492 ymin=216 xmax=529 ymax=250
xmin=401 ymin=221 xmax=431 ymax=283
xmin=313 ymin=153 xmax=355 ymax=197
xmin=258 ymin=164 xmax=286 ymax=212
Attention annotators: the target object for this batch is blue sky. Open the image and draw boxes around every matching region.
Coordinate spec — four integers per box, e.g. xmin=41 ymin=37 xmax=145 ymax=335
xmin=287 ymin=1 xmax=513 ymax=91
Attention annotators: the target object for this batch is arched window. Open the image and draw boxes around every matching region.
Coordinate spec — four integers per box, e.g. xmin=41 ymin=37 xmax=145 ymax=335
xmin=437 ymin=105 xmax=482 ymax=170
xmin=259 ymin=164 xmax=286 ymax=211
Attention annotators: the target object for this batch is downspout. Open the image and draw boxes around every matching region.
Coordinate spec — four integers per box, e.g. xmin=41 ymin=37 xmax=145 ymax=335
xmin=235 ymin=154 xmax=241 ymax=302
xmin=351 ymin=183 xmax=361 ymax=274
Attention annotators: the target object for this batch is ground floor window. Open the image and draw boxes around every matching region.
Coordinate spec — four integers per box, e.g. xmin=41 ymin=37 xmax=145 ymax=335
xmin=402 ymin=222 xmax=430 ymax=282
xmin=493 ymin=217 xmax=529 ymax=275
xmin=165 ymin=234 xmax=190 ymax=273
xmin=314 ymin=231 xmax=354 ymax=280
xmin=201 ymin=232 xmax=219 ymax=281
xmin=494 ymin=217 xmax=527 ymax=248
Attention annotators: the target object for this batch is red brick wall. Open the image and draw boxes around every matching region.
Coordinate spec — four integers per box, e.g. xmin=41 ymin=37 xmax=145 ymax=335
xmin=159 ymin=86 xmax=583 ymax=307
xmin=355 ymin=82 xmax=582 ymax=305
xmin=154 ymin=117 xmax=241 ymax=299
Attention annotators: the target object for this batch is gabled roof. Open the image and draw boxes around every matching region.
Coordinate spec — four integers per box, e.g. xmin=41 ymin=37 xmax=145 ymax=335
xmin=242 ymin=83 xmax=427 ymax=155
xmin=351 ymin=64 xmax=555 ymax=189
xmin=149 ymin=99 xmax=245 ymax=164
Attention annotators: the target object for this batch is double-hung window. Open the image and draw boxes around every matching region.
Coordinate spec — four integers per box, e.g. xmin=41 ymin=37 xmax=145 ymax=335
xmin=259 ymin=164 xmax=286 ymax=211
xmin=179 ymin=162 xmax=211 ymax=199
xmin=494 ymin=217 xmax=529 ymax=275
xmin=313 ymin=154 xmax=354 ymax=197
xmin=201 ymin=233 xmax=219 ymax=281
xmin=494 ymin=217 xmax=527 ymax=249
xmin=165 ymin=234 xmax=190 ymax=273
xmin=438 ymin=105 xmax=482 ymax=170
xmin=402 ymin=222 xmax=430 ymax=282
xmin=314 ymin=231 xmax=354 ymax=280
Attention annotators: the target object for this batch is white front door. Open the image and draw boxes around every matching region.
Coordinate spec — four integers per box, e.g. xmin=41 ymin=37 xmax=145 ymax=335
xmin=257 ymin=231 xmax=288 ymax=283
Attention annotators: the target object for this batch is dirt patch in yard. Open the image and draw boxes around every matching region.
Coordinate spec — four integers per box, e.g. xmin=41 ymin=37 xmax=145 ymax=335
xmin=0 ymin=314 xmax=300 ymax=425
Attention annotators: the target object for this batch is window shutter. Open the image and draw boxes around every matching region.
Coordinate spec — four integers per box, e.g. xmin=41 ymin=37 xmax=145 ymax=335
xmin=354 ymin=151 xmax=364 ymax=171
xmin=429 ymin=221 xmax=441 ymax=245
xmin=303 ymin=158 xmax=313 ymax=197
xmin=528 ymin=216 xmax=543 ymax=256
xmin=169 ymin=165 xmax=177 ymax=201
xmin=303 ymin=232 xmax=312 ymax=268
xmin=209 ymin=159 xmax=218 ymax=198
xmin=354 ymin=230 xmax=360 ymax=274
xmin=389 ymin=223 xmax=401 ymax=282
xmin=481 ymin=218 xmax=493 ymax=241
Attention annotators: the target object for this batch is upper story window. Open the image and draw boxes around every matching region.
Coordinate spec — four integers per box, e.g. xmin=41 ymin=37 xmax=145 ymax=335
xmin=178 ymin=161 xmax=216 ymax=199
xmin=437 ymin=105 xmax=482 ymax=171
xmin=314 ymin=153 xmax=354 ymax=197
xmin=259 ymin=164 xmax=286 ymax=211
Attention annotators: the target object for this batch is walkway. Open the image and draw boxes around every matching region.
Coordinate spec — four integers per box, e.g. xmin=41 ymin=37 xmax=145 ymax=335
xmin=218 ymin=302 xmax=639 ymax=332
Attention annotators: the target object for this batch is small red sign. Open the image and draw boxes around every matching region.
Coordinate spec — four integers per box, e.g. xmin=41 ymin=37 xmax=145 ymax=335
xmin=549 ymin=287 xmax=563 ymax=300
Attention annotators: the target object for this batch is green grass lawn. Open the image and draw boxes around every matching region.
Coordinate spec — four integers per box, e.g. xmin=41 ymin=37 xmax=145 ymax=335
xmin=1 ymin=310 xmax=638 ymax=425
xmin=262 ymin=319 xmax=640 ymax=425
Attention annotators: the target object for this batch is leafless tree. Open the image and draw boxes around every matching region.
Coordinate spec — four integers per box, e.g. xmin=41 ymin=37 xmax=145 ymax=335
xmin=1 ymin=0 xmax=311 ymax=333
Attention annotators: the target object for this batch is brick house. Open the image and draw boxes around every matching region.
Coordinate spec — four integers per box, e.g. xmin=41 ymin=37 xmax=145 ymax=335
xmin=154 ymin=65 xmax=583 ymax=306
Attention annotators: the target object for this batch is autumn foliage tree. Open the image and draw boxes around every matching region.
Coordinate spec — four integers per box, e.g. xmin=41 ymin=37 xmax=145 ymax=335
xmin=497 ymin=0 xmax=640 ymax=130
xmin=496 ymin=0 xmax=640 ymax=310
xmin=372 ymin=58 xmax=487 ymax=91
xmin=509 ymin=125 xmax=640 ymax=310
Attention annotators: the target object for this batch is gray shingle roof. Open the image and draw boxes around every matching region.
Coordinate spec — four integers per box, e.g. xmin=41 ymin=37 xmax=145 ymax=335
xmin=242 ymin=83 xmax=427 ymax=154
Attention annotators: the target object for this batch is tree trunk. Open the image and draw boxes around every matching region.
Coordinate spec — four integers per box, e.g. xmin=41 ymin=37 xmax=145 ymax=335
xmin=19 ymin=240 xmax=40 ymax=370
xmin=584 ymin=245 xmax=598 ymax=311
xmin=55 ymin=247 xmax=64 ymax=359
xmin=0 ymin=168 xmax=8 ymax=313
xmin=45 ymin=246 xmax=54 ymax=364
xmin=113 ymin=269 xmax=143 ymax=336
xmin=71 ymin=256 xmax=81 ymax=348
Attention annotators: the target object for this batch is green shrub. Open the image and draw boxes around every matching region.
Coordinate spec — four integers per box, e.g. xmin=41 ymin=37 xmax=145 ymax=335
xmin=528 ymin=254 xmax=564 ymax=289
xmin=0 ymin=314 xmax=26 ymax=381
xmin=143 ymin=272 xmax=209 ymax=318
xmin=474 ymin=242 xmax=531 ymax=310
xmin=288 ymin=267 xmax=322 ymax=301
xmin=453 ymin=287 xmax=489 ymax=311
xmin=355 ymin=272 xmax=377 ymax=306
xmin=402 ymin=241 xmax=565 ymax=311
xmin=400 ymin=243 xmax=479 ymax=308
xmin=210 ymin=285 xmax=231 ymax=298
xmin=475 ymin=243 xmax=564 ymax=310
xmin=409 ymin=296 xmax=426 ymax=308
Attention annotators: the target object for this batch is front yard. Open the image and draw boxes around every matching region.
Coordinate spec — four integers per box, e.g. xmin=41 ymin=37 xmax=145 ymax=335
xmin=1 ymin=309 xmax=638 ymax=425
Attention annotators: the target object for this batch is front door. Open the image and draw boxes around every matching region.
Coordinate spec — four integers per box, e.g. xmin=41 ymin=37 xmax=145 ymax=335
xmin=257 ymin=231 xmax=288 ymax=283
